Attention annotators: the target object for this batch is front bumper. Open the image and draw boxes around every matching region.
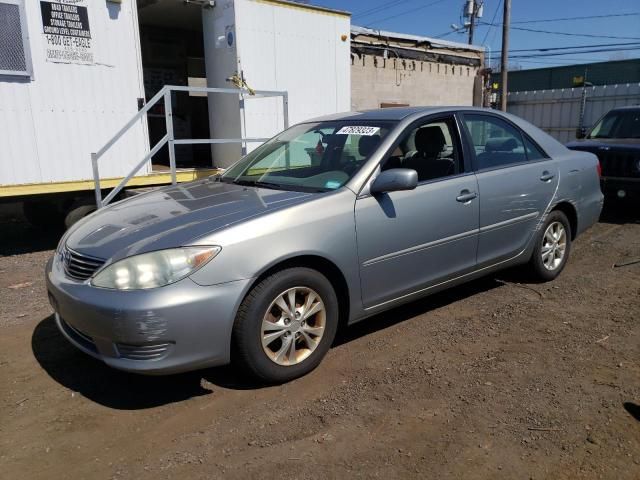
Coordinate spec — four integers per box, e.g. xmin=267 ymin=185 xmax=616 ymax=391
xmin=45 ymin=257 xmax=252 ymax=375
xmin=601 ymin=177 xmax=640 ymax=199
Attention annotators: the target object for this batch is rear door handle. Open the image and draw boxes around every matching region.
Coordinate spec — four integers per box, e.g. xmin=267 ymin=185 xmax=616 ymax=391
xmin=456 ymin=190 xmax=478 ymax=203
xmin=540 ymin=171 xmax=555 ymax=182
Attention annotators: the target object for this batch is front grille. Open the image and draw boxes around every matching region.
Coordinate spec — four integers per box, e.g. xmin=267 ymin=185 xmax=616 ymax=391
xmin=116 ymin=342 xmax=172 ymax=361
xmin=63 ymin=247 xmax=105 ymax=281
xmin=596 ymin=151 xmax=639 ymax=178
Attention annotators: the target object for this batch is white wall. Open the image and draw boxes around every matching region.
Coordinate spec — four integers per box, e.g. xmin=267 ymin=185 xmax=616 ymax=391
xmin=203 ymin=0 xmax=351 ymax=168
xmin=0 ymin=0 xmax=148 ymax=187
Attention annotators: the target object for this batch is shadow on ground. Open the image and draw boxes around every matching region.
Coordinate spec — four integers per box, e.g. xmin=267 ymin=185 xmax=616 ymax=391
xmin=599 ymin=199 xmax=639 ymax=225
xmin=0 ymin=212 xmax=62 ymax=256
xmin=623 ymin=402 xmax=640 ymax=422
xmin=32 ymin=274 xmax=502 ymax=410
xmin=31 ymin=315 xmax=214 ymax=410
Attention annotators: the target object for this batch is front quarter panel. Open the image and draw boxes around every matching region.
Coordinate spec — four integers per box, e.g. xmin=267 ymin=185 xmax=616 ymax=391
xmin=188 ymin=189 xmax=363 ymax=318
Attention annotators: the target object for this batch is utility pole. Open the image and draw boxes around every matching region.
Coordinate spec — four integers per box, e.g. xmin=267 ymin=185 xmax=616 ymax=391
xmin=468 ymin=3 xmax=476 ymax=44
xmin=463 ymin=1 xmax=483 ymax=45
xmin=499 ymin=0 xmax=511 ymax=111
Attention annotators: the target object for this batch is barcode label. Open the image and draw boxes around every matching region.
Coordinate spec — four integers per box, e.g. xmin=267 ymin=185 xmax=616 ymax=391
xmin=336 ymin=126 xmax=381 ymax=136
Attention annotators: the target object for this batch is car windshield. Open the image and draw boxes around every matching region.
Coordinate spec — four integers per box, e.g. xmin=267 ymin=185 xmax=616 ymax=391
xmin=220 ymin=121 xmax=395 ymax=192
xmin=588 ymin=110 xmax=640 ymax=139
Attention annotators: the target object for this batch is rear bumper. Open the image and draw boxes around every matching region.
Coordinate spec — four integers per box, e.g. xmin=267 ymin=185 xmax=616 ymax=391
xmin=46 ymin=257 xmax=252 ymax=375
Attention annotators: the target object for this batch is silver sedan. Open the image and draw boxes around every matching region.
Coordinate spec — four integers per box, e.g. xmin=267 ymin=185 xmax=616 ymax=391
xmin=46 ymin=107 xmax=603 ymax=382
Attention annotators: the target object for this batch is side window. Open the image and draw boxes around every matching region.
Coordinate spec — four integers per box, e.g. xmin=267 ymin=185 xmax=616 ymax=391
xmin=383 ymin=117 xmax=461 ymax=182
xmin=0 ymin=0 xmax=32 ymax=78
xmin=523 ymin=135 xmax=547 ymax=161
xmin=464 ymin=114 xmax=527 ymax=170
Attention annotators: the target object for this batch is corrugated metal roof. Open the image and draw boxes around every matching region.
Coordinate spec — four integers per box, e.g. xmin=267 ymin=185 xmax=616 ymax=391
xmin=498 ymin=59 xmax=640 ymax=92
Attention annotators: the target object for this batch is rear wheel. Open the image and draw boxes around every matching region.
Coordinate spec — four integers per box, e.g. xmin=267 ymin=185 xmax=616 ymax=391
xmin=232 ymin=267 xmax=339 ymax=383
xmin=527 ymin=210 xmax=571 ymax=282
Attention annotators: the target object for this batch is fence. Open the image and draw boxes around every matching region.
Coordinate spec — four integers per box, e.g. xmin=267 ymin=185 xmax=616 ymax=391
xmin=507 ymin=83 xmax=640 ymax=144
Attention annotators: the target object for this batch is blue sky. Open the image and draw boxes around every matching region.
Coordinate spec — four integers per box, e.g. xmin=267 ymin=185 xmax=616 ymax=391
xmin=311 ymin=0 xmax=640 ymax=69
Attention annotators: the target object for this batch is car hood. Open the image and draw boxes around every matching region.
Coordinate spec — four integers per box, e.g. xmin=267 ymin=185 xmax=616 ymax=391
xmin=566 ymin=138 xmax=640 ymax=153
xmin=65 ymin=179 xmax=314 ymax=261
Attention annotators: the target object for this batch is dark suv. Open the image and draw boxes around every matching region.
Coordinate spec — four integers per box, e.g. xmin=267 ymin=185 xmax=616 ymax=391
xmin=567 ymin=106 xmax=640 ymax=200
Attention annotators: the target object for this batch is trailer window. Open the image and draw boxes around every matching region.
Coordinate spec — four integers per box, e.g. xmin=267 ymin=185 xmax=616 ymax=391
xmin=0 ymin=0 xmax=32 ymax=78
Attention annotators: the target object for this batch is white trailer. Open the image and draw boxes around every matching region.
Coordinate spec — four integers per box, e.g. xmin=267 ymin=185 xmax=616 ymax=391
xmin=203 ymin=0 xmax=351 ymax=165
xmin=0 ymin=0 xmax=351 ymax=227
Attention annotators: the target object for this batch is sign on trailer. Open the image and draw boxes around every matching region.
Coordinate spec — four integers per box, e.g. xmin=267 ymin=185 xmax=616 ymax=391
xmin=40 ymin=0 xmax=93 ymax=65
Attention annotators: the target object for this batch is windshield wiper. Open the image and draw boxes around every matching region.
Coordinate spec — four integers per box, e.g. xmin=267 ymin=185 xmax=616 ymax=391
xmin=232 ymin=179 xmax=284 ymax=190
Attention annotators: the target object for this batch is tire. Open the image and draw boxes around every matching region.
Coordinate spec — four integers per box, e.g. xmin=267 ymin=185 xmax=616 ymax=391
xmin=64 ymin=204 xmax=97 ymax=229
xmin=232 ymin=267 xmax=339 ymax=383
xmin=526 ymin=210 xmax=572 ymax=282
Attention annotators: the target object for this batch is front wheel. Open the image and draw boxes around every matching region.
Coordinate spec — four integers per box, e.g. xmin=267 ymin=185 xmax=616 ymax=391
xmin=232 ymin=267 xmax=339 ymax=383
xmin=526 ymin=210 xmax=572 ymax=282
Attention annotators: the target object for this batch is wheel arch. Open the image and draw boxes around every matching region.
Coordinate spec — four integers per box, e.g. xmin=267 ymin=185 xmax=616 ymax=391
xmin=551 ymin=201 xmax=578 ymax=240
xmin=244 ymin=254 xmax=351 ymax=329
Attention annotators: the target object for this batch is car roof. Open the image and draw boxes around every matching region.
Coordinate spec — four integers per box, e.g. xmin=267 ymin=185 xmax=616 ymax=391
xmin=305 ymin=106 xmax=500 ymax=122
xmin=304 ymin=106 xmax=571 ymax=160
xmin=608 ymin=105 xmax=640 ymax=112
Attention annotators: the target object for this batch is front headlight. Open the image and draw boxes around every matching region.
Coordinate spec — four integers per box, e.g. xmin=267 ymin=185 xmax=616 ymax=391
xmin=92 ymin=246 xmax=221 ymax=290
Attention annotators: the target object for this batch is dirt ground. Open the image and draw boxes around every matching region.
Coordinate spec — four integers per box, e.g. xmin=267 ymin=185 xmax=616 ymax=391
xmin=0 ymin=201 xmax=639 ymax=480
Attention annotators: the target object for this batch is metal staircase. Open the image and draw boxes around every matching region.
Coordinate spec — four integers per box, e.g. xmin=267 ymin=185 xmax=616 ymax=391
xmin=90 ymin=85 xmax=289 ymax=208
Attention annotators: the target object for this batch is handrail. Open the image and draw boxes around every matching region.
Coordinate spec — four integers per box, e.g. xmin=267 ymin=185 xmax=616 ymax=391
xmin=91 ymin=85 xmax=289 ymax=208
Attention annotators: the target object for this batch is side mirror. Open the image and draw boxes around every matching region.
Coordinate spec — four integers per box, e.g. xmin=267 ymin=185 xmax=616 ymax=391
xmin=575 ymin=127 xmax=587 ymax=139
xmin=370 ymin=168 xmax=418 ymax=195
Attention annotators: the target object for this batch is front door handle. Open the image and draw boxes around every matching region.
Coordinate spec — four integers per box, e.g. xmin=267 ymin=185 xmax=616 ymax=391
xmin=540 ymin=171 xmax=555 ymax=182
xmin=456 ymin=190 xmax=478 ymax=203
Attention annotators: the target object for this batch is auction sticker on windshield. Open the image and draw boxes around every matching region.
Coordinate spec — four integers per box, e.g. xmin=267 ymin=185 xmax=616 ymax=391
xmin=336 ymin=126 xmax=380 ymax=136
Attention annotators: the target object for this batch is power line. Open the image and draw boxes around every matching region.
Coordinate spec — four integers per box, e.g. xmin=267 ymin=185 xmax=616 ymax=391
xmin=365 ymin=0 xmax=448 ymax=27
xmin=511 ymin=56 xmax=639 ymax=66
xmin=511 ymin=59 xmax=596 ymax=65
xmin=352 ymin=0 xmax=413 ymax=20
xmin=494 ymin=41 xmax=640 ymax=54
xmin=481 ymin=0 xmax=502 ymax=45
xmin=511 ymin=12 xmax=640 ymax=24
xmin=432 ymin=29 xmax=459 ymax=39
xmin=479 ymin=22 xmax=640 ymax=40
xmin=509 ymin=45 xmax=640 ymax=59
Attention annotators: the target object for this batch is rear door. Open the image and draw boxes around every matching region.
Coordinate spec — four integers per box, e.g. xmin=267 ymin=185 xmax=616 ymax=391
xmin=461 ymin=113 xmax=559 ymax=266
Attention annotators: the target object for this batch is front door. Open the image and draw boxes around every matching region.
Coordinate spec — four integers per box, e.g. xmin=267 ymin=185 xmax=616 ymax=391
xmin=355 ymin=116 xmax=480 ymax=309
xmin=462 ymin=113 xmax=559 ymax=266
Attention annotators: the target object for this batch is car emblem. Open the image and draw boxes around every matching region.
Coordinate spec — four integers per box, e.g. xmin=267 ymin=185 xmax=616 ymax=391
xmin=59 ymin=247 xmax=70 ymax=267
xmin=599 ymin=146 xmax=610 ymax=151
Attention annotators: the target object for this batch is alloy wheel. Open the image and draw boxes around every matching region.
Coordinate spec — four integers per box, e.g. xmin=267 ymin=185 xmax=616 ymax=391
xmin=541 ymin=221 xmax=567 ymax=271
xmin=261 ymin=287 xmax=326 ymax=366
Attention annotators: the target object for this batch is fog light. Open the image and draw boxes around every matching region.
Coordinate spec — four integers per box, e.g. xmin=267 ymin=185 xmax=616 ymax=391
xmin=617 ymin=189 xmax=626 ymax=198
